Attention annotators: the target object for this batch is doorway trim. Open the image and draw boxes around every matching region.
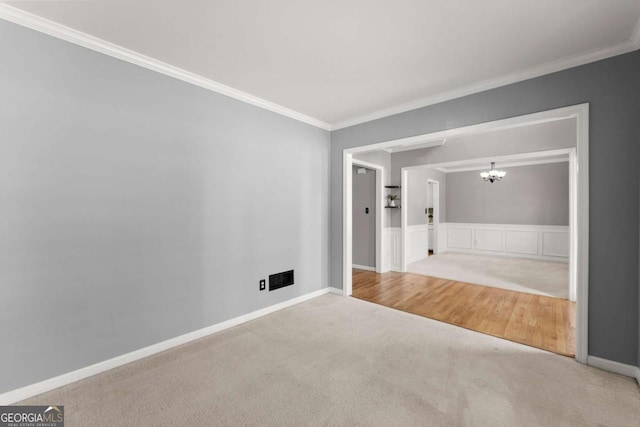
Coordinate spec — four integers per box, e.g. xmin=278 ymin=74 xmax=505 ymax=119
xmin=344 ymin=157 xmax=384 ymax=296
xmin=342 ymin=103 xmax=588 ymax=364
xmin=427 ymin=179 xmax=440 ymax=254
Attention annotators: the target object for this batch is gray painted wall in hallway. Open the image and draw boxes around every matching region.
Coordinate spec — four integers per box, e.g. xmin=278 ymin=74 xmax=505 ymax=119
xmin=330 ymin=50 xmax=640 ymax=365
xmin=446 ymin=162 xmax=569 ymax=225
xmin=0 ymin=21 xmax=329 ymax=393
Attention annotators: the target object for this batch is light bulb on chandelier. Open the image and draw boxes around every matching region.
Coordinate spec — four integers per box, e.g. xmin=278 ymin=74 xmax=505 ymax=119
xmin=480 ymin=162 xmax=506 ymax=183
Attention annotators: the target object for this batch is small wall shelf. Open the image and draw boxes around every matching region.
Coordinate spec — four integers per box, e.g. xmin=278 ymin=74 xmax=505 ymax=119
xmin=385 ymin=185 xmax=401 ymax=208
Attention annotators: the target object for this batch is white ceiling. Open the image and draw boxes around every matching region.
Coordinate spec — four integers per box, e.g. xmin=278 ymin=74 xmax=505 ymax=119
xmin=2 ymin=1 xmax=640 ymax=129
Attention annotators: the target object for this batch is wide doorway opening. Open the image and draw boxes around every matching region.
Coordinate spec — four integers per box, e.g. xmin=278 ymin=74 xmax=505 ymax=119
xmin=343 ymin=104 xmax=588 ymax=362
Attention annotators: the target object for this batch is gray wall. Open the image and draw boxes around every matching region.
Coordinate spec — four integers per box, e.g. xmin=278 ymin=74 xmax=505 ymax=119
xmin=0 ymin=20 xmax=329 ymax=393
xmin=446 ymin=162 xmax=569 ymax=225
xmin=406 ymin=168 xmax=447 ymax=226
xmin=353 ymin=151 xmax=392 ymax=227
xmin=352 ymin=166 xmax=376 ymax=267
xmin=330 ymin=50 xmax=640 ymax=366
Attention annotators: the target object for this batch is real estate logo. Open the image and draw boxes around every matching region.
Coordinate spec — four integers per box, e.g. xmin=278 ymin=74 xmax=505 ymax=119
xmin=0 ymin=405 xmax=64 ymax=427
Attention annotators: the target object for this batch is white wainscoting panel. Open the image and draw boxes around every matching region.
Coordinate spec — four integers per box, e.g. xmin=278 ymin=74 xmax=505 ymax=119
xmin=437 ymin=223 xmax=448 ymax=253
xmin=505 ymin=230 xmax=539 ymax=255
xmin=385 ymin=227 xmax=402 ymax=272
xmin=447 ymin=226 xmax=473 ymax=249
xmin=406 ymin=225 xmax=431 ymax=264
xmin=427 ymin=225 xmax=434 ymax=251
xmin=442 ymin=223 xmax=569 ymax=262
xmin=474 ymin=228 xmax=503 ymax=252
xmin=542 ymin=232 xmax=570 ymax=258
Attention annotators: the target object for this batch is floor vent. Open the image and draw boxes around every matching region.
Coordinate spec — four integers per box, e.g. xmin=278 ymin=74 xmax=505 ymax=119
xmin=269 ymin=270 xmax=294 ymax=291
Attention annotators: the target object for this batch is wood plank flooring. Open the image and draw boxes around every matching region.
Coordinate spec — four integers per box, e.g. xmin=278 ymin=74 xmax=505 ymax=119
xmin=352 ymin=269 xmax=576 ymax=357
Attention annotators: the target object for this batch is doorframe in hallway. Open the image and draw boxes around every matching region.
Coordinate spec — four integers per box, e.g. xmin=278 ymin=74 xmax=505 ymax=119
xmin=427 ymin=179 xmax=440 ymax=254
xmin=345 ymin=158 xmax=384 ymax=293
xmin=342 ymin=103 xmax=589 ymax=364
xmin=400 ymin=175 xmax=440 ymax=267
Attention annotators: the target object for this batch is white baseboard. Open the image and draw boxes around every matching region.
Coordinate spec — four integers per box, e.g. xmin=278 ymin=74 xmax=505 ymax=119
xmin=587 ymin=356 xmax=639 ymax=381
xmin=352 ymin=264 xmax=375 ymax=271
xmin=0 ymin=287 xmax=332 ymax=405
xmin=328 ymin=287 xmax=344 ymax=295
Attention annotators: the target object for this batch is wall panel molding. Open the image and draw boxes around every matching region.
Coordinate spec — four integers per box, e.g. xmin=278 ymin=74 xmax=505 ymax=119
xmin=441 ymin=223 xmax=569 ymax=262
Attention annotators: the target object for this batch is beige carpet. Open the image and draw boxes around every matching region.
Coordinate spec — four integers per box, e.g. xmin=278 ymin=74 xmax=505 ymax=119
xmin=408 ymin=253 xmax=570 ymax=299
xmin=20 ymin=294 xmax=639 ymax=426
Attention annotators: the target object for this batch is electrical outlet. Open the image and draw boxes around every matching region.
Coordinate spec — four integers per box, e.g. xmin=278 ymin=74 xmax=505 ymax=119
xmin=259 ymin=279 xmax=266 ymax=291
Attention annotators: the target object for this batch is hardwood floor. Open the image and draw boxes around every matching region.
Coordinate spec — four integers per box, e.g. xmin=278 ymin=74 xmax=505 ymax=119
xmin=352 ymin=269 xmax=576 ymax=357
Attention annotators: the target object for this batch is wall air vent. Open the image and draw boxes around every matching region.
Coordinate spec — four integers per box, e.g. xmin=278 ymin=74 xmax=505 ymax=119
xmin=269 ymin=270 xmax=294 ymax=291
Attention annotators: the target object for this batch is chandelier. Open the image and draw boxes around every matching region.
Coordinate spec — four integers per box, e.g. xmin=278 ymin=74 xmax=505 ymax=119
xmin=480 ymin=162 xmax=506 ymax=183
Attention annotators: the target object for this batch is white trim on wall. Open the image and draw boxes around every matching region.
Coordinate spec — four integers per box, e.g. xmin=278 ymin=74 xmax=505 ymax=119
xmin=352 ymin=264 xmax=375 ymax=272
xmin=0 ymin=287 xmax=333 ymax=405
xmin=331 ymin=43 xmax=638 ymax=130
xmin=352 ymin=159 xmax=385 ymax=276
xmin=384 ymin=227 xmax=402 ymax=272
xmin=405 ymin=224 xmax=433 ymax=264
xmin=0 ymin=4 xmax=635 ymax=131
xmin=343 ymin=152 xmax=353 ymax=296
xmin=436 ymin=157 xmax=569 ymax=173
xmin=344 ymin=155 xmax=386 ymax=296
xmin=441 ymin=223 xmax=570 ymax=262
xmin=632 ymin=15 xmax=640 ymax=48
xmin=0 ymin=4 xmax=330 ymax=130
xmin=400 ymin=169 xmax=409 ymax=272
xmin=574 ymin=106 xmax=589 ymax=365
xmin=587 ymin=356 xmax=640 ymax=381
xmin=427 ymin=179 xmax=440 ymax=254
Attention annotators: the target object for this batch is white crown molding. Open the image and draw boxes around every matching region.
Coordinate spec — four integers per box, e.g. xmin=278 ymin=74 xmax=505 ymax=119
xmin=632 ymin=15 xmax=640 ymax=48
xmin=1 ymin=3 xmax=638 ymax=132
xmin=385 ymin=138 xmax=447 ymax=153
xmin=439 ymin=157 xmax=569 ymax=173
xmin=331 ymin=40 xmax=638 ymax=131
xmin=0 ymin=4 xmax=331 ymax=131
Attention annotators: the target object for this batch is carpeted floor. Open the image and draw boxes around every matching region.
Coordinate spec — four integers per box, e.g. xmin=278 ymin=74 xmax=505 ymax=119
xmin=408 ymin=253 xmax=569 ymax=299
xmin=20 ymin=294 xmax=639 ymax=426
